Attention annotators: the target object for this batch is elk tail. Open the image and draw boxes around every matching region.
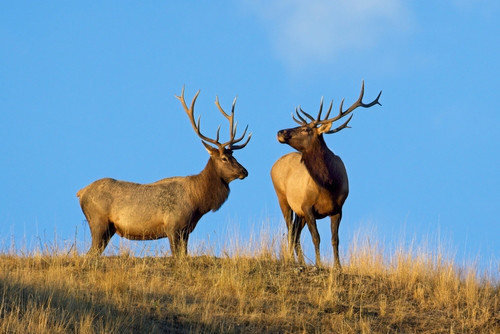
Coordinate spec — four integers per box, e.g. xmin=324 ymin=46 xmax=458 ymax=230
xmin=76 ymin=187 xmax=85 ymax=198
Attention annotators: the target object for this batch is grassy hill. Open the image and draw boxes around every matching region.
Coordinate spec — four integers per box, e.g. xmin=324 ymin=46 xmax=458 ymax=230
xmin=0 ymin=237 xmax=498 ymax=333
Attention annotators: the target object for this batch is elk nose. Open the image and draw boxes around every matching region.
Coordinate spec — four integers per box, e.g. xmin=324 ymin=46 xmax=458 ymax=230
xmin=277 ymin=130 xmax=288 ymax=143
xmin=239 ymin=167 xmax=248 ymax=179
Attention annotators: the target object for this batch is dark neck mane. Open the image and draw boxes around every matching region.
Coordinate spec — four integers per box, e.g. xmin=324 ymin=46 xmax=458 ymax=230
xmin=191 ymin=158 xmax=230 ymax=214
xmin=301 ymin=135 xmax=337 ymax=190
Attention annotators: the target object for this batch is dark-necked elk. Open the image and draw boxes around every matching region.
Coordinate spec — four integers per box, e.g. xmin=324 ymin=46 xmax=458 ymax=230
xmin=271 ymin=81 xmax=381 ymax=268
xmin=77 ymin=88 xmax=251 ymax=256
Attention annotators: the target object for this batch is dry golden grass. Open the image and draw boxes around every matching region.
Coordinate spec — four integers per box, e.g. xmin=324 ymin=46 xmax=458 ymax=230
xmin=0 ymin=230 xmax=498 ymax=333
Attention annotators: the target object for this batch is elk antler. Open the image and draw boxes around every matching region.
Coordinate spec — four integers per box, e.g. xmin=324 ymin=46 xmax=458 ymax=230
xmin=176 ymin=87 xmax=251 ymax=151
xmin=214 ymin=96 xmax=252 ymax=150
xmin=292 ymin=80 xmax=382 ymax=133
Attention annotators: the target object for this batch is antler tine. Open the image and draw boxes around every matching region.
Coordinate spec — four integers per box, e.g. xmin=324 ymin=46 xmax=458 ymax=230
xmin=324 ymin=100 xmax=333 ymax=120
xmin=214 ymin=124 xmax=221 ymax=143
xmin=229 ymin=131 xmax=252 ymax=150
xmin=292 ymin=106 xmax=308 ymax=125
xmin=292 ymin=113 xmax=303 ymax=125
xmin=228 ymin=120 xmax=239 ymax=146
xmin=231 ymin=96 xmax=237 ymax=115
xmin=316 ymin=97 xmax=324 ymax=121
xmin=215 ymin=95 xmax=252 ymax=150
xmin=326 ymin=114 xmax=353 ymax=134
xmin=338 ymin=98 xmax=345 ymax=118
xmin=319 ymin=80 xmax=382 ymax=126
xmin=228 ymin=124 xmax=252 ymax=150
xmin=299 ymin=107 xmax=316 ymax=123
xmin=175 ymin=86 xmax=197 ymax=114
xmin=230 ymin=97 xmax=238 ymax=140
xmin=215 ymin=95 xmax=236 ymax=141
xmin=176 ymin=88 xmax=221 ymax=148
xmin=343 ymin=80 xmax=382 ymax=114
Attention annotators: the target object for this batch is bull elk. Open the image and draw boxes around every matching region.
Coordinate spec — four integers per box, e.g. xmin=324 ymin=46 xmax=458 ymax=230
xmin=271 ymin=81 xmax=381 ymax=268
xmin=77 ymin=88 xmax=251 ymax=256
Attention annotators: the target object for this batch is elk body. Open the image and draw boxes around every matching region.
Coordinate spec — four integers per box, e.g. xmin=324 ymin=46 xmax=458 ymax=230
xmin=77 ymin=88 xmax=251 ymax=256
xmin=271 ymin=81 xmax=381 ymax=268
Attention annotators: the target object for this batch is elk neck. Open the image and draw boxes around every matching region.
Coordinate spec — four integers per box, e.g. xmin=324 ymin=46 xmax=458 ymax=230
xmin=300 ymin=135 xmax=339 ymax=190
xmin=191 ymin=157 xmax=231 ymax=213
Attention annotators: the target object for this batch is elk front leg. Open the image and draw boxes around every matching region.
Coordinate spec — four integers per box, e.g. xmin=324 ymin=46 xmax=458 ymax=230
xmin=303 ymin=208 xmax=321 ymax=266
xmin=168 ymin=234 xmax=180 ymax=257
xmin=180 ymin=229 xmax=189 ymax=256
xmin=330 ymin=211 xmax=342 ymax=269
xmin=292 ymin=214 xmax=306 ymax=263
xmin=277 ymin=199 xmax=296 ymax=261
xmin=169 ymin=229 xmax=189 ymax=257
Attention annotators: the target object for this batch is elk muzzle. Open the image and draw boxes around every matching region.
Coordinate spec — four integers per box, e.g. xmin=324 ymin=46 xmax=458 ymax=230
xmin=277 ymin=129 xmax=291 ymax=144
xmin=238 ymin=167 xmax=249 ymax=179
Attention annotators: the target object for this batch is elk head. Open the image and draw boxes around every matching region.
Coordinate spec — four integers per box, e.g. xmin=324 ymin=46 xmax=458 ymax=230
xmin=277 ymin=81 xmax=382 ymax=152
xmin=176 ymin=88 xmax=252 ymax=183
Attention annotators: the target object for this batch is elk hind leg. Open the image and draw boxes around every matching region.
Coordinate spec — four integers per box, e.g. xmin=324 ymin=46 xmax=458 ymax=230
xmin=87 ymin=219 xmax=116 ymax=256
xmin=330 ymin=211 xmax=342 ymax=269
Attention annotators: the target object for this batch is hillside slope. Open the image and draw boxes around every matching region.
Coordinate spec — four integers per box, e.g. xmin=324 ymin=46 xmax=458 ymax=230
xmin=1 ymin=251 xmax=498 ymax=333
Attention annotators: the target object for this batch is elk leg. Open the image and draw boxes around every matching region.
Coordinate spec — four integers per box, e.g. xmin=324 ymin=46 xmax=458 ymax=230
xmin=287 ymin=210 xmax=298 ymax=261
xmin=292 ymin=214 xmax=306 ymax=263
xmin=168 ymin=234 xmax=183 ymax=257
xmin=168 ymin=236 xmax=178 ymax=256
xmin=170 ymin=230 xmax=189 ymax=257
xmin=180 ymin=229 xmax=189 ymax=256
xmin=277 ymin=199 xmax=296 ymax=260
xmin=330 ymin=211 xmax=342 ymax=269
xmin=304 ymin=209 xmax=321 ymax=266
xmin=87 ymin=220 xmax=116 ymax=256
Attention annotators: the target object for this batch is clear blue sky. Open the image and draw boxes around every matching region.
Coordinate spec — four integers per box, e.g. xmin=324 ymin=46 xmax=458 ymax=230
xmin=1 ymin=2 xmax=498 ymax=273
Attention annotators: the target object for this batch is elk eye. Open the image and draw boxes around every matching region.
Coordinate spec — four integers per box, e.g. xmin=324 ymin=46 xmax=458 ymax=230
xmin=221 ymin=156 xmax=229 ymax=163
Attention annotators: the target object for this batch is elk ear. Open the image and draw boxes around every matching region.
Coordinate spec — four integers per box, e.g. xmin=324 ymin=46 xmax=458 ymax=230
xmin=201 ymin=141 xmax=218 ymax=155
xmin=317 ymin=122 xmax=332 ymax=134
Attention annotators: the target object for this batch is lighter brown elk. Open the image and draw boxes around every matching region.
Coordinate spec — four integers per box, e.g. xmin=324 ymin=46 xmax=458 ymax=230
xmin=271 ymin=81 xmax=381 ymax=268
xmin=77 ymin=88 xmax=251 ymax=256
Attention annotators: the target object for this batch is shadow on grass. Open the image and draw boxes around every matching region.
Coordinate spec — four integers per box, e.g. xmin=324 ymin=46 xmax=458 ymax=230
xmin=0 ymin=257 xmax=296 ymax=333
xmin=0 ymin=275 xmax=232 ymax=333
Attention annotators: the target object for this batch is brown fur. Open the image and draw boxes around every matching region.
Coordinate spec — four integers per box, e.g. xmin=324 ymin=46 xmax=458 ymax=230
xmin=77 ymin=89 xmax=250 ymax=257
xmin=271 ymin=83 xmax=381 ymax=268
xmin=271 ymin=134 xmax=348 ymax=268
xmin=77 ymin=150 xmax=247 ymax=256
